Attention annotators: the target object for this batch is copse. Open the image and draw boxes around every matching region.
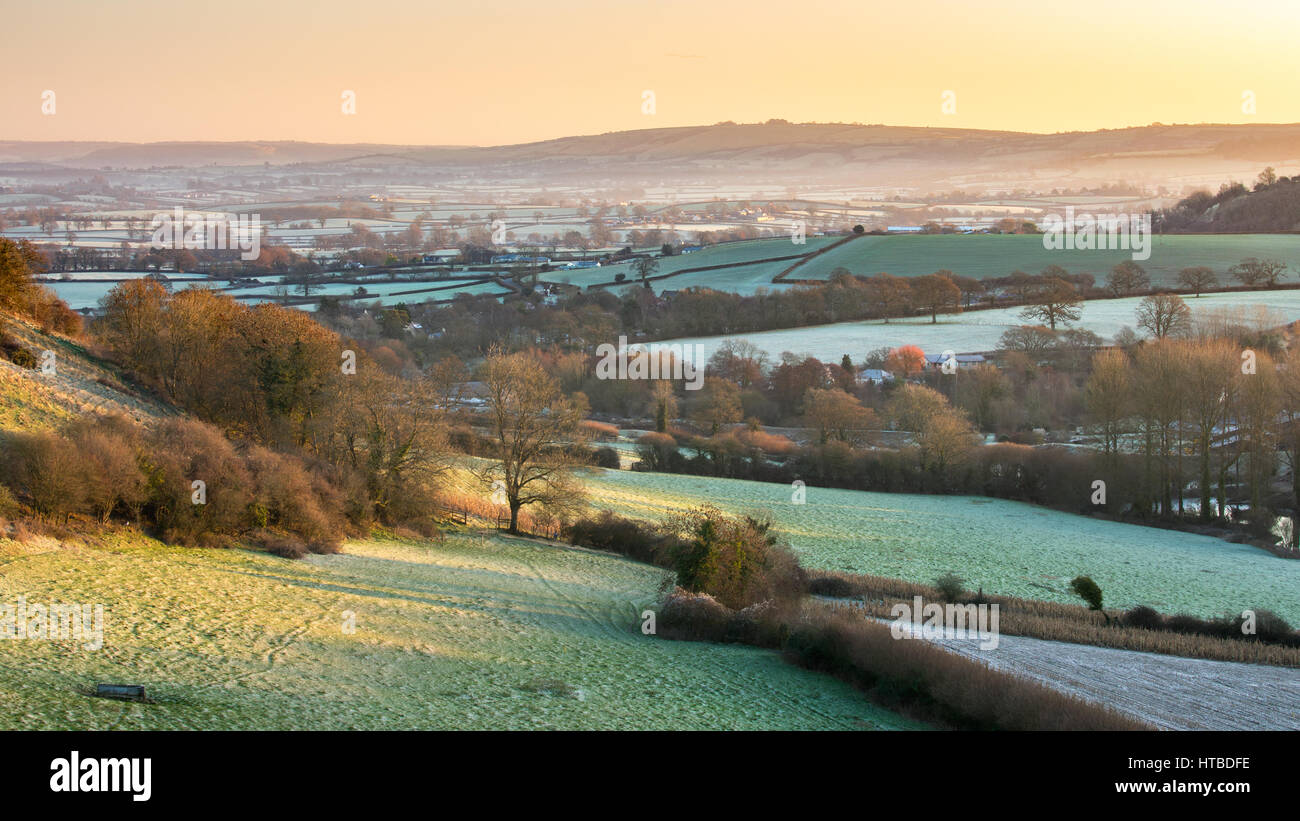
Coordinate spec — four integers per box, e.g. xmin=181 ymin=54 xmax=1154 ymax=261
xmin=0 ymin=414 xmax=348 ymax=555
xmin=0 ymin=237 xmax=81 ymax=334
xmin=93 ymin=281 xmax=452 ymax=533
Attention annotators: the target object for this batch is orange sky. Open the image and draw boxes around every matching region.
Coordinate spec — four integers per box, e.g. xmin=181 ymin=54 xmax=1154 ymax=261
xmin=2 ymin=0 xmax=1298 ymax=145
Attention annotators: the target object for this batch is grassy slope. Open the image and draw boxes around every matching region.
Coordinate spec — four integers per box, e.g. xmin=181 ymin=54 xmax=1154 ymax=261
xmin=0 ymin=529 xmax=920 ymax=730
xmin=0 ymin=314 xmax=175 ymax=433
xmin=578 ymin=468 xmax=1300 ymax=624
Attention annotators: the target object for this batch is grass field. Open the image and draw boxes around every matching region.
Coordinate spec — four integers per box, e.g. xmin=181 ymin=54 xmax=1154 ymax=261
xmin=578 ymin=468 xmax=1300 ymax=624
xmin=542 ymin=236 xmax=840 ymax=293
xmin=789 ymin=234 xmax=1300 ymax=286
xmin=0 ymin=528 xmax=917 ymax=730
xmin=657 ymin=289 xmax=1300 ymax=359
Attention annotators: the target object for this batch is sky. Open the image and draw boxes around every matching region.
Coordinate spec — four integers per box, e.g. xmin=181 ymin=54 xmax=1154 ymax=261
xmin=2 ymin=0 xmax=1298 ymax=146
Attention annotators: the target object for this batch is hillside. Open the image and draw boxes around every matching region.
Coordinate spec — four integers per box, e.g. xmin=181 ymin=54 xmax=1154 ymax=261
xmin=0 ymin=529 xmax=917 ymax=730
xmin=6 ymin=122 xmax=1300 ymax=190
xmin=0 ymin=313 xmax=175 ymax=433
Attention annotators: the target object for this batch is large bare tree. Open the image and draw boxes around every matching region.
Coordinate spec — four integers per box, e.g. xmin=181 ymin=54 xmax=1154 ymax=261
xmin=478 ymin=348 xmax=589 ymax=533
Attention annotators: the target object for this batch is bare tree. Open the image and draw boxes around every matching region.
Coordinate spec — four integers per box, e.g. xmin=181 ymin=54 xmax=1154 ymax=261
xmin=1020 ymin=277 xmax=1081 ymax=330
xmin=1230 ymin=258 xmax=1287 ymax=287
xmin=1136 ymin=293 xmax=1191 ymax=339
xmin=478 ymin=348 xmax=589 ymax=533
xmin=1176 ymin=266 xmax=1217 ymax=297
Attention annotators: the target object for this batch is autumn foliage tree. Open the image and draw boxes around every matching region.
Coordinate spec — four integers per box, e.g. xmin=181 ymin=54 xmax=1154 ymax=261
xmin=884 ymin=345 xmax=926 ymax=378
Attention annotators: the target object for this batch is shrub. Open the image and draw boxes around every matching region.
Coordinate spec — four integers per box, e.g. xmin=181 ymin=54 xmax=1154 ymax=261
xmin=245 ymin=446 xmax=344 ymax=552
xmin=934 ymin=572 xmax=965 ymax=603
xmin=1232 ymin=608 xmax=1295 ymax=643
xmin=807 ymin=575 xmax=857 ymax=598
xmin=0 ymin=483 xmax=21 ymax=519
xmin=657 ymin=589 xmax=731 ymax=641
xmin=144 ymin=419 xmax=253 ymax=545
xmin=565 ymin=510 xmax=675 ymax=565
xmin=7 ymin=346 xmax=38 ymax=369
xmin=1121 ymin=605 xmax=1164 ymax=630
xmin=579 ymin=420 xmax=619 ymax=441
xmin=1070 ymin=575 xmax=1105 ymax=614
xmin=6 ymin=432 xmax=87 ymax=520
xmin=665 ymin=507 xmax=805 ymax=609
xmin=70 ymin=421 xmax=147 ymax=523
xmin=635 ymin=432 xmax=678 ymax=471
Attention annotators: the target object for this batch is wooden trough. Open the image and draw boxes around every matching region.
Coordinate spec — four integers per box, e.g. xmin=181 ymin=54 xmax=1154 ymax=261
xmin=94 ymin=684 xmax=147 ymax=702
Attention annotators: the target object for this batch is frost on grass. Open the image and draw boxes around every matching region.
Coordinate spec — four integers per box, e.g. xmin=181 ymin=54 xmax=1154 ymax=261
xmin=0 ymin=530 xmax=917 ymax=731
xmin=583 ymin=469 xmax=1300 ymax=624
xmin=660 ymin=290 xmax=1300 ymax=361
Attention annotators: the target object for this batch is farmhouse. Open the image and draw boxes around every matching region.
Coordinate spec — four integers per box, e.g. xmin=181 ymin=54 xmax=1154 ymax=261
xmin=857 ymin=368 xmax=895 ymax=385
xmin=924 ymin=353 xmax=985 ymax=371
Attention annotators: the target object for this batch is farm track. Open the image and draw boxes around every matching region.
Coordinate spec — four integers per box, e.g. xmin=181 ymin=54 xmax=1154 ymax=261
xmin=887 ymin=619 xmax=1300 ymax=730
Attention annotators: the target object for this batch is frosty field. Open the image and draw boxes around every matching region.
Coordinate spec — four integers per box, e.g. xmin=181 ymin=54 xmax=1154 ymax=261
xmin=658 ymin=289 xmax=1300 ymax=359
xmin=579 ymin=469 xmax=1300 ymax=623
xmin=0 ymin=529 xmax=916 ymax=730
xmin=791 ymin=233 xmax=1300 ymax=285
xmin=542 ymin=235 xmax=839 ymax=294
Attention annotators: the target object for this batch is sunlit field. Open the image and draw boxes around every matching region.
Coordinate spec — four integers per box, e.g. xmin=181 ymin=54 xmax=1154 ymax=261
xmin=0 ymin=529 xmax=918 ymax=731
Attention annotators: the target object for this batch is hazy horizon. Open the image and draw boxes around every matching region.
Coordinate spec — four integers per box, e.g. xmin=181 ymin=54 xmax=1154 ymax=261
xmin=4 ymin=0 xmax=1298 ymax=144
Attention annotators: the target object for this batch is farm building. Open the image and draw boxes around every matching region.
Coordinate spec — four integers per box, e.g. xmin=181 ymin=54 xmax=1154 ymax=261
xmin=923 ymin=353 xmax=986 ymax=371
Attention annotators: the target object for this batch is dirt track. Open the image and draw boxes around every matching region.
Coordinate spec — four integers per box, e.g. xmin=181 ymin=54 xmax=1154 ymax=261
xmin=890 ymin=620 xmax=1299 ymax=731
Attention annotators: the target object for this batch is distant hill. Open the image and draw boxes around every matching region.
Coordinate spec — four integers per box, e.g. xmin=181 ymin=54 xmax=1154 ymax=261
xmin=4 ymin=122 xmax=1300 ymax=191
xmin=1157 ymin=173 xmax=1300 ymax=233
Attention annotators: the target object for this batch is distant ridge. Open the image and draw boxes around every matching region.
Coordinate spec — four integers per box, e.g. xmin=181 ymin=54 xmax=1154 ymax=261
xmin=3 ymin=122 xmax=1299 ymax=190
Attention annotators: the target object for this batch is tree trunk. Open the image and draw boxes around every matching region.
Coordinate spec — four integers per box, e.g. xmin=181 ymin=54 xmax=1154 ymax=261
xmin=508 ymin=500 xmax=520 ymax=534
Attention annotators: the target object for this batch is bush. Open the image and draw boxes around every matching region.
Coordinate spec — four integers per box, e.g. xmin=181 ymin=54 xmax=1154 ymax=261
xmin=1070 ymin=575 xmax=1104 ymax=612
xmin=1121 ymin=605 xmax=1164 ymax=630
xmin=70 ymin=419 xmax=147 ymax=522
xmin=657 ymin=589 xmax=732 ymax=641
xmin=1232 ymin=608 xmax=1295 ymax=643
xmin=934 ymin=572 xmax=965 ymax=603
xmin=666 ymin=507 xmax=805 ymax=609
xmin=565 ymin=510 xmax=675 ymax=565
xmin=579 ymin=420 xmax=619 ymax=441
xmin=245 ymin=446 xmax=344 ymax=552
xmin=0 ymin=483 xmax=21 ymax=519
xmin=635 ymin=432 xmax=678 ymax=471
xmin=7 ymin=346 xmax=37 ymax=369
xmin=807 ymin=575 xmax=857 ymax=598
xmin=144 ymin=419 xmax=253 ymax=545
xmin=5 ymin=432 xmax=87 ymax=520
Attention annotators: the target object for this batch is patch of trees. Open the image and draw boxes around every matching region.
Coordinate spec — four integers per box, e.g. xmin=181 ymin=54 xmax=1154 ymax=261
xmin=0 ymin=238 xmax=81 ymax=334
xmin=0 ymin=415 xmax=349 ymax=556
xmin=91 ymin=280 xmax=454 ymax=535
xmin=1155 ymin=168 xmax=1300 ymax=233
